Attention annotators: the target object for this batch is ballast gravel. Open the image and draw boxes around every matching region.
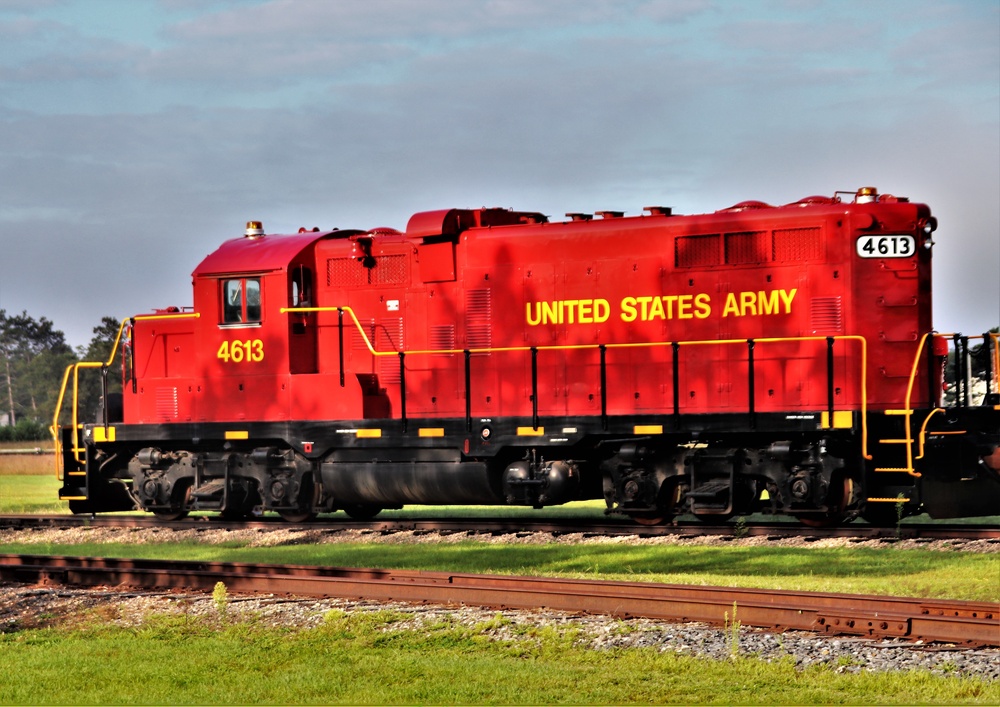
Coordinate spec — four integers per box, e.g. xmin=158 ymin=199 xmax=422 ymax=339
xmin=1 ymin=526 xmax=997 ymax=681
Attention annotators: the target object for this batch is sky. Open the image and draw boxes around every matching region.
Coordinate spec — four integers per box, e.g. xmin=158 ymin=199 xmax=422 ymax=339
xmin=0 ymin=0 xmax=997 ymax=349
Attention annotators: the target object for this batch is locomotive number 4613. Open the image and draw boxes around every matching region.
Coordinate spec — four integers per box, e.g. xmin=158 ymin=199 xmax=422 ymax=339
xmin=217 ymin=339 xmax=264 ymax=363
xmin=856 ymin=234 xmax=915 ymax=258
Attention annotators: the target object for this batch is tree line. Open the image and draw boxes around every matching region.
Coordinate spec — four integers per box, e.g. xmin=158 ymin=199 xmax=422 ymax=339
xmin=0 ymin=310 xmax=120 ymax=442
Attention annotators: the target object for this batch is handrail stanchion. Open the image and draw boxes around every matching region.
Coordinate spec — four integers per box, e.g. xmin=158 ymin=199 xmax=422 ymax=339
xmin=826 ymin=336 xmax=835 ymax=424
xmin=531 ymin=347 xmax=539 ymax=430
xmin=337 ymin=308 xmax=345 ymax=387
xmin=464 ymin=350 xmax=472 ymax=433
xmin=747 ymin=339 xmax=756 ymax=430
xmin=599 ymin=344 xmax=608 ymax=431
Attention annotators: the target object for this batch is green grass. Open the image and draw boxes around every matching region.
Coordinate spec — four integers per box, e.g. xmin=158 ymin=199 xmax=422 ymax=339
xmin=0 ymin=475 xmax=66 ymax=514
xmin=0 ymin=611 xmax=995 ymax=705
xmin=2 ymin=539 xmax=997 ymax=602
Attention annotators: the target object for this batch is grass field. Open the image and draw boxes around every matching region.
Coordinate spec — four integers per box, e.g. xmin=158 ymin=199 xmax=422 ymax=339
xmin=1 ymin=609 xmax=997 ymax=704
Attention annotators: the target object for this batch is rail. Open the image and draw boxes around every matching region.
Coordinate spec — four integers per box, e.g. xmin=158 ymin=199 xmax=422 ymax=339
xmin=283 ymin=305 xmax=871 ymax=455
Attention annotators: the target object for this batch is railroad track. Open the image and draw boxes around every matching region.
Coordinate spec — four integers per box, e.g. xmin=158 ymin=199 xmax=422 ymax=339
xmin=1 ymin=553 xmax=997 ymax=647
xmin=1 ymin=513 xmax=998 ymax=541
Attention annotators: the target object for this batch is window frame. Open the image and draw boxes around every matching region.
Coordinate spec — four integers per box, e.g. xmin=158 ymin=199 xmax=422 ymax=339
xmin=220 ymin=276 xmax=263 ymax=326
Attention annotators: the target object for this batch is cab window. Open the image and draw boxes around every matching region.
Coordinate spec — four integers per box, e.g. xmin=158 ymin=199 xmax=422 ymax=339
xmin=222 ymin=277 xmax=261 ymax=324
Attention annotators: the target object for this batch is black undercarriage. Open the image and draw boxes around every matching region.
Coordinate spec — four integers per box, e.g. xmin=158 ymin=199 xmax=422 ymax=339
xmin=58 ymin=405 xmax=1000 ymax=526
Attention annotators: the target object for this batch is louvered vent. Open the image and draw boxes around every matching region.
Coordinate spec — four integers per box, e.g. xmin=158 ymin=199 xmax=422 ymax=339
xmin=352 ymin=318 xmax=376 ymax=352
xmin=377 ymin=317 xmax=404 ymax=383
xmin=466 ymin=289 xmax=492 ymax=355
xmin=430 ymin=324 xmax=456 ymax=357
xmin=725 ymin=231 xmax=769 ymax=264
xmin=155 ymin=387 xmax=178 ymax=420
xmin=810 ymin=296 xmax=843 ymax=333
xmin=675 ymin=234 xmax=721 ymax=268
xmin=773 ymin=227 xmax=822 ymax=262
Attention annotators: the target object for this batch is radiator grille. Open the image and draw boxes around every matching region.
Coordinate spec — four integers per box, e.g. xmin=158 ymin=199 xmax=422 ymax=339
xmin=327 ymin=254 xmax=408 ymax=287
xmin=675 ymin=234 xmax=721 ymax=268
xmin=773 ymin=227 xmax=822 ymax=262
xmin=327 ymin=257 xmax=366 ymax=287
xmin=725 ymin=231 xmax=769 ymax=264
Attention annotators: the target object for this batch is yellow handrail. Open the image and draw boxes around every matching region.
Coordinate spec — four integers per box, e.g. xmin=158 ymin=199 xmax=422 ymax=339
xmin=283 ymin=306 xmax=871 ymax=457
xmin=51 ymin=312 xmax=200 ymax=479
xmin=894 ymin=332 xmax=990 ymax=477
xmin=992 ymin=332 xmax=1000 ymax=395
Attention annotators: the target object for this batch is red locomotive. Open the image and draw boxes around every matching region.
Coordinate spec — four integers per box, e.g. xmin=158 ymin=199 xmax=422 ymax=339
xmin=55 ymin=186 xmax=1000 ymax=525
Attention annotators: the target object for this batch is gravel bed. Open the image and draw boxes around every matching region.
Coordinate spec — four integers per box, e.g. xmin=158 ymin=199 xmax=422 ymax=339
xmin=1 ymin=525 xmax=997 ymax=552
xmin=1 ymin=583 xmax=997 ymax=681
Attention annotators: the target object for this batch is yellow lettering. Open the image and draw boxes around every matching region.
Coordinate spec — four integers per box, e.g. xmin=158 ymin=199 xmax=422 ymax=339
xmin=677 ymin=294 xmax=693 ymax=319
xmin=740 ymin=291 xmax=757 ymax=316
xmin=526 ymin=302 xmax=542 ymax=326
xmin=663 ymin=295 xmax=678 ymax=319
xmin=695 ymin=293 xmax=711 ymax=319
xmin=578 ymin=300 xmax=593 ymax=324
xmin=593 ymin=298 xmax=610 ymax=323
xmin=621 ymin=297 xmax=637 ymax=322
xmin=648 ymin=295 xmax=665 ymax=320
xmin=758 ymin=290 xmax=779 ymax=316
xmin=779 ymin=287 xmax=797 ymax=314
xmin=723 ymin=292 xmax=740 ymax=317
xmin=559 ymin=299 xmax=580 ymax=324
xmin=542 ymin=301 xmax=559 ymax=325
xmin=636 ymin=296 xmax=653 ymax=320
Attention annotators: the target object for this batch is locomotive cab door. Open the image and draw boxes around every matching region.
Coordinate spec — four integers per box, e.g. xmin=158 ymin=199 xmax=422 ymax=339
xmin=288 ymin=264 xmax=318 ymax=374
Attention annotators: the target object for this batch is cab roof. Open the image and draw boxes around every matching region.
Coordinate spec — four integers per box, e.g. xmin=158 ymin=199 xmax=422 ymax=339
xmin=192 ymin=230 xmax=336 ymax=278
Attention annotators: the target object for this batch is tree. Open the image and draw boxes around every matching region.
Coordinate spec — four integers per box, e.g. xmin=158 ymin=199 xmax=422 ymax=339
xmin=0 ymin=310 xmax=75 ymax=427
xmin=76 ymin=316 xmax=126 ymax=422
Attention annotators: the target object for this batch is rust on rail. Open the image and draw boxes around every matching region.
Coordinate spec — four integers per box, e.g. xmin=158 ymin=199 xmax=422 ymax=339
xmin=1 ymin=554 xmax=996 ymax=646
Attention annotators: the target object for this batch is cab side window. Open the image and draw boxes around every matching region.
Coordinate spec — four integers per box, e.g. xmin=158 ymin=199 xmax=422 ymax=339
xmin=290 ymin=266 xmax=313 ymax=307
xmin=222 ymin=277 xmax=262 ymax=324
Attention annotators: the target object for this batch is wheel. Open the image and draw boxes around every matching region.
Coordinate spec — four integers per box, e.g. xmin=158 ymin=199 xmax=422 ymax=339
xmin=799 ymin=475 xmax=857 ymax=528
xmin=625 ymin=479 xmax=682 ymax=526
xmin=278 ymin=509 xmax=317 ymax=523
xmin=343 ymin=505 xmax=383 ymax=521
xmin=278 ymin=477 xmax=317 ymax=522
xmin=152 ymin=509 xmax=188 ymax=521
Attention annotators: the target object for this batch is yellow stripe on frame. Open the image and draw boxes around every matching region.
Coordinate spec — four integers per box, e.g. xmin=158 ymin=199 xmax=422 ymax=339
xmin=93 ymin=426 xmax=116 ymax=443
xmin=356 ymin=429 xmax=382 ymax=438
xmin=820 ymin=411 xmax=853 ymax=429
xmin=225 ymin=431 xmax=249 ymax=440
xmin=517 ymin=426 xmax=545 ymax=436
xmin=634 ymin=424 xmax=663 ymax=435
xmin=418 ymin=428 xmax=445 ymax=438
